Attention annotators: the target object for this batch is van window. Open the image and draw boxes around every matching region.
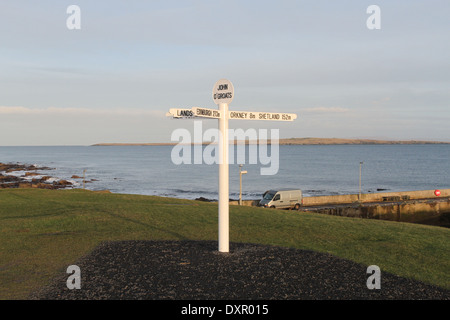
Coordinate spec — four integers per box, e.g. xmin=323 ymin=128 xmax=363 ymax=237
xmin=263 ymin=192 xmax=275 ymax=200
xmin=273 ymin=194 xmax=280 ymax=201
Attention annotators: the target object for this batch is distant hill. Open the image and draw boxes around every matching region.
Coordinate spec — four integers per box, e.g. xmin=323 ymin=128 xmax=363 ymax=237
xmin=92 ymin=142 xmax=175 ymax=146
xmin=92 ymin=138 xmax=450 ymax=146
xmin=276 ymin=138 xmax=450 ymax=145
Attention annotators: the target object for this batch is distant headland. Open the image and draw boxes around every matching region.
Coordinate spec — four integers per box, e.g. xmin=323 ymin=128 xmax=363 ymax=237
xmin=92 ymin=138 xmax=450 ymax=146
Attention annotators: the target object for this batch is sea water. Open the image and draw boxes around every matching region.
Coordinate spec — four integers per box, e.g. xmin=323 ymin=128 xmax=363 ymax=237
xmin=1 ymin=144 xmax=449 ymax=200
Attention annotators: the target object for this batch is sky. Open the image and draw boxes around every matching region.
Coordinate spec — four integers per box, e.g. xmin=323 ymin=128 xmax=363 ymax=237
xmin=0 ymin=0 xmax=449 ymax=146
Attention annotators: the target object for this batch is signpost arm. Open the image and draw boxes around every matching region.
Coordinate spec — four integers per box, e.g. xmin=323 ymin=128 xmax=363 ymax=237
xmin=218 ymin=103 xmax=229 ymax=253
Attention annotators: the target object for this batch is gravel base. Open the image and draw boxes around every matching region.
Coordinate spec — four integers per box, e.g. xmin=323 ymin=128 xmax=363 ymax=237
xmin=30 ymin=240 xmax=449 ymax=300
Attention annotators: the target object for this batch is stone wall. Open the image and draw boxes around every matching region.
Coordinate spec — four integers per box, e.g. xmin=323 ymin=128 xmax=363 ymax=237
xmin=301 ymin=198 xmax=450 ymax=228
xmin=302 ymin=189 xmax=450 ymax=206
xmin=229 ymin=189 xmax=450 ymax=227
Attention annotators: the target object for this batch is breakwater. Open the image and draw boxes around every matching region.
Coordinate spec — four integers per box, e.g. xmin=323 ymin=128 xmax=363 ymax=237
xmin=230 ymin=189 xmax=450 ymax=227
xmin=301 ymin=189 xmax=450 ymax=206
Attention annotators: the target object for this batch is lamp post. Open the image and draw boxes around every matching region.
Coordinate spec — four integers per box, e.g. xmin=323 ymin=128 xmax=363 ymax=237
xmin=359 ymin=161 xmax=364 ymax=202
xmin=239 ymin=164 xmax=247 ymax=206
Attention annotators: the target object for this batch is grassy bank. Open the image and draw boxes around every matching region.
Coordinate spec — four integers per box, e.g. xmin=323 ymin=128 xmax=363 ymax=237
xmin=1 ymin=188 xmax=449 ymax=299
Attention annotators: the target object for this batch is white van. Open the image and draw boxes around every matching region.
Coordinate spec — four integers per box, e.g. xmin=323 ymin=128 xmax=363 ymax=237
xmin=259 ymin=189 xmax=303 ymax=210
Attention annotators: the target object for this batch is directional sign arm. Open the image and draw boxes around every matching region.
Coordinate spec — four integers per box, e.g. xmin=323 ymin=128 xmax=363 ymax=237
xmin=166 ymin=108 xmax=195 ymax=118
xmin=167 ymin=107 xmax=223 ymax=119
xmin=228 ymin=110 xmax=297 ymax=121
xmin=192 ymin=107 xmax=221 ymax=119
xmin=167 ymin=108 xmax=297 ymax=121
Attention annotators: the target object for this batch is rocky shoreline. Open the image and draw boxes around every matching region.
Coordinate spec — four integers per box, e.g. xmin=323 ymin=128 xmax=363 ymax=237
xmin=0 ymin=162 xmax=75 ymax=190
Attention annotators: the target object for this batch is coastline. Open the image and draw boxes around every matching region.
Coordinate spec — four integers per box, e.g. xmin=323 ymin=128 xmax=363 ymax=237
xmin=0 ymin=162 xmax=85 ymax=190
xmin=91 ymin=137 xmax=450 ymax=146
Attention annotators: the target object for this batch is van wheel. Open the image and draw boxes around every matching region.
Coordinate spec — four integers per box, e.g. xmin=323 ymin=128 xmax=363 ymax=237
xmin=294 ymin=203 xmax=301 ymax=210
xmin=270 ymin=206 xmax=276 ymax=209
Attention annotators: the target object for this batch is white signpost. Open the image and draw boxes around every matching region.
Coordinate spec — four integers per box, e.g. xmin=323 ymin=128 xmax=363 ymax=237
xmin=167 ymin=79 xmax=297 ymax=253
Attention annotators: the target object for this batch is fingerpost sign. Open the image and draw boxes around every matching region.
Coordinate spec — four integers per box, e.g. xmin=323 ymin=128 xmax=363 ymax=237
xmin=167 ymin=79 xmax=297 ymax=252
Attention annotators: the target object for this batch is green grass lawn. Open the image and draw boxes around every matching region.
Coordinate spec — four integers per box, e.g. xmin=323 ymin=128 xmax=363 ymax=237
xmin=1 ymin=188 xmax=449 ymax=299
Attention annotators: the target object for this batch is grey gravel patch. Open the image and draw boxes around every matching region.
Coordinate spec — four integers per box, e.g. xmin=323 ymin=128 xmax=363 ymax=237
xmin=29 ymin=240 xmax=450 ymax=300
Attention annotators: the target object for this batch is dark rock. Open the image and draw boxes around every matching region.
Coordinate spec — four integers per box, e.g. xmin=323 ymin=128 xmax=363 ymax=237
xmin=53 ymin=180 xmax=72 ymax=187
xmin=24 ymin=172 xmax=41 ymax=177
xmin=195 ymin=197 xmax=214 ymax=202
xmin=0 ymin=163 xmax=73 ymax=190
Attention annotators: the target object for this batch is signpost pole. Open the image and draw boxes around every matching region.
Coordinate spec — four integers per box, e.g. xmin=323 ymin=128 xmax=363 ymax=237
xmin=239 ymin=165 xmax=243 ymax=206
xmin=218 ymin=102 xmax=229 ymax=253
